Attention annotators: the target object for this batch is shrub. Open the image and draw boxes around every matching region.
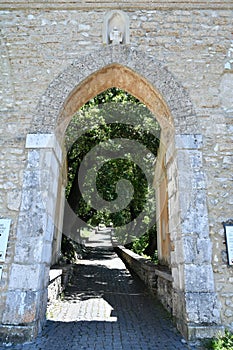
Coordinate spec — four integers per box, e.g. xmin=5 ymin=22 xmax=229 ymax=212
xmin=131 ymin=231 xmax=158 ymax=264
xmin=206 ymin=330 xmax=233 ymax=350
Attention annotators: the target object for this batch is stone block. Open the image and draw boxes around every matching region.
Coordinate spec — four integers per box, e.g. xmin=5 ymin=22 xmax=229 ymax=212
xmin=51 ymin=174 xmax=59 ymax=196
xmin=8 ymin=264 xmax=43 ymax=291
xmin=186 ymin=325 xmax=224 ymax=341
xmin=165 ymin=139 xmax=176 ymax=165
xmin=185 ymin=292 xmax=221 ymax=324
xmin=172 ymin=289 xmax=186 ymax=321
xmin=20 ymin=188 xmax=46 ymax=212
xmin=14 ymin=237 xmax=44 ymax=264
xmin=182 ymin=236 xmax=212 ymax=264
xmin=27 ymin=150 xmax=40 ymax=169
xmin=168 ymin=191 xmax=180 ymax=216
xmin=7 ymin=189 xmax=21 ymax=211
xmin=42 ymin=242 xmax=53 ymax=265
xmin=41 ymin=150 xmax=60 ymax=178
xmin=40 ymin=149 xmax=58 ymax=176
xmin=191 ymin=171 xmax=206 ymax=190
xmin=26 ymin=134 xmax=62 ymax=165
xmin=171 ymin=267 xmax=180 ymax=290
xmin=223 ymin=155 xmax=233 ymax=164
xmin=177 ymin=149 xmax=203 ymax=173
xmin=46 ymin=194 xmax=56 ymax=218
xmin=175 ymin=134 xmax=203 ymax=150
xmin=173 ymin=239 xmax=185 ymax=265
xmin=0 ymin=324 xmax=38 ymax=344
xmin=2 ymin=290 xmax=40 ymax=324
xmin=45 ymin=215 xmax=55 ymax=242
xmin=26 ymin=134 xmax=55 ymax=149
xmin=180 ymin=189 xmax=209 ymax=238
xmin=40 ymin=169 xmax=51 ymax=193
xmin=196 ymin=238 xmax=212 ymax=263
xmin=184 ymin=264 xmax=215 ymax=292
xmin=219 ymin=73 xmax=233 ymax=109
xmin=168 ymin=214 xmax=181 ymax=237
xmin=16 ymin=210 xmax=48 ymax=239
xmin=166 ymin=161 xmax=178 ymax=188
xmin=22 ymin=170 xmax=40 ymax=189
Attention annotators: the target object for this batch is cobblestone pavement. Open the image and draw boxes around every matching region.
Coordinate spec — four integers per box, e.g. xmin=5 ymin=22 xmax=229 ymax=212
xmin=0 ymin=233 xmax=200 ymax=350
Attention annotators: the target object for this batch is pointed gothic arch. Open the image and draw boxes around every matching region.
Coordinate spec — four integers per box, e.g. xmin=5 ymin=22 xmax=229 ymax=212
xmin=32 ymin=45 xmax=197 ymax=137
xmin=2 ymin=46 xmax=221 ymax=342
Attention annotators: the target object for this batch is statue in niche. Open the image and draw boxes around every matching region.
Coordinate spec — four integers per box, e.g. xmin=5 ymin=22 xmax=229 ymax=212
xmin=109 ymin=27 xmax=123 ymax=45
xmin=103 ymin=10 xmax=129 ymax=45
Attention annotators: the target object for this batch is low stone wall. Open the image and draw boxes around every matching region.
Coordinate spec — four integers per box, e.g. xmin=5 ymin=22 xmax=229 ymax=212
xmin=115 ymin=246 xmax=173 ymax=314
xmin=48 ymin=265 xmax=73 ymax=307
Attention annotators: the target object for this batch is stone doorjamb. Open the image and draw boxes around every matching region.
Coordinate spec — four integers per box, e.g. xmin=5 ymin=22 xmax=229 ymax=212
xmin=0 ymin=134 xmax=64 ymax=342
xmin=166 ymin=134 xmax=222 ymax=339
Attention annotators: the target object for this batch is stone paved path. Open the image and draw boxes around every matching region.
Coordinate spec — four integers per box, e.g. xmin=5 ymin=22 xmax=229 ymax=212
xmin=0 ymin=232 xmax=198 ymax=350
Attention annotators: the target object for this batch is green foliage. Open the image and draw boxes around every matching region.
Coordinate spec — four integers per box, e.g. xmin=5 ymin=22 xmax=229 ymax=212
xmin=131 ymin=228 xmax=158 ymax=264
xmin=132 ymin=233 xmax=149 ymax=255
xmin=206 ymin=330 xmax=233 ymax=350
xmin=61 ymin=235 xmax=84 ymax=263
xmin=65 ymin=87 xmax=160 ymax=248
xmin=80 ymin=227 xmax=93 ymax=239
xmin=96 ymin=158 xmax=148 ymax=225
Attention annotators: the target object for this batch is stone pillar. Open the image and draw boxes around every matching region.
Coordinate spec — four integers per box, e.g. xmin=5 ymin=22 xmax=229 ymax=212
xmin=0 ymin=134 xmax=64 ymax=343
xmin=167 ymin=134 xmax=222 ymax=339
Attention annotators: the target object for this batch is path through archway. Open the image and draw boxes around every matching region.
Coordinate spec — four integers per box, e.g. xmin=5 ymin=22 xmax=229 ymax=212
xmin=5 ymin=46 xmax=220 ymax=342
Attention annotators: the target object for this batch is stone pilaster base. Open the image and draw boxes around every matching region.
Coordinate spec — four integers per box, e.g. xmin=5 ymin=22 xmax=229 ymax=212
xmin=0 ymin=319 xmax=44 ymax=344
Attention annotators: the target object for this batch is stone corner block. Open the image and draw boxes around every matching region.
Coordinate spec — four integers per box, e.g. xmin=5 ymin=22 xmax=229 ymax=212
xmin=175 ymin=134 xmax=203 ymax=149
xmin=2 ymin=290 xmax=38 ymax=325
xmin=25 ymin=134 xmax=62 ymax=164
xmin=185 ymin=291 xmax=221 ymax=325
xmin=25 ymin=134 xmax=55 ymax=149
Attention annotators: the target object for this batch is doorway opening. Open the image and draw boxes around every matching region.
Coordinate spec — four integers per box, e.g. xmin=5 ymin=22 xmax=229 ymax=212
xmin=59 ymin=87 xmax=169 ymax=268
xmin=6 ymin=49 xmax=217 ymax=344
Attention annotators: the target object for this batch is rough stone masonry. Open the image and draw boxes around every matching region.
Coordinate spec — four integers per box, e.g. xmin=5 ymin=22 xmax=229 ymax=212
xmin=0 ymin=0 xmax=233 ymax=344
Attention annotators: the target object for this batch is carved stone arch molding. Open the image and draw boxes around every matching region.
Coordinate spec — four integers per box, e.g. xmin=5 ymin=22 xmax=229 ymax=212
xmin=32 ymin=45 xmax=197 ymax=138
xmin=6 ymin=45 xmax=221 ymax=343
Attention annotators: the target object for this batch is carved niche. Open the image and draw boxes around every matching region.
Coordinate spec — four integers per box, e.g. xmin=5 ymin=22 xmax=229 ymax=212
xmin=103 ymin=11 xmax=129 ymax=45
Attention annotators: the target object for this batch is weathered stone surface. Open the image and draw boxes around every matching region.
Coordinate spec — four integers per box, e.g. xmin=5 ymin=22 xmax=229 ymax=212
xmin=219 ymin=73 xmax=233 ymax=109
xmin=7 ymin=189 xmax=21 ymax=211
xmin=185 ymin=292 xmax=221 ymax=324
xmin=0 ymin=0 xmax=232 ymax=343
xmin=182 ymin=236 xmax=212 ymax=264
xmin=175 ymin=134 xmax=203 ymax=150
xmin=184 ymin=264 xmax=215 ymax=292
xmin=2 ymin=291 xmax=39 ymax=324
xmin=0 ymin=324 xmax=39 ymax=344
xmin=14 ymin=238 xmax=44 ymax=264
xmin=8 ymin=264 xmax=46 ymax=291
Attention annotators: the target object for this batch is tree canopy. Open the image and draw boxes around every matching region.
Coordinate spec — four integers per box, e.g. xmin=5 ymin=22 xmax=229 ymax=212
xmin=65 ymin=88 xmax=160 ymax=250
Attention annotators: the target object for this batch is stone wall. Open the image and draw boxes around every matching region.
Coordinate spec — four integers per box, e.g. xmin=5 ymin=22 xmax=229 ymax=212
xmin=115 ymin=246 xmax=173 ymax=314
xmin=47 ymin=265 xmax=73 ymax=308
xmin=0 ymin=0 xmax=233 ymax=342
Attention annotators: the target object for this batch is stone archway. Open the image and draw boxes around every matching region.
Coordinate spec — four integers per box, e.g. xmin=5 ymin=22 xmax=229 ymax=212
xmin=32 ymin=45 xmax=197 ymax=136
xmin=2 ymin=46 xmax=221 ymax=342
